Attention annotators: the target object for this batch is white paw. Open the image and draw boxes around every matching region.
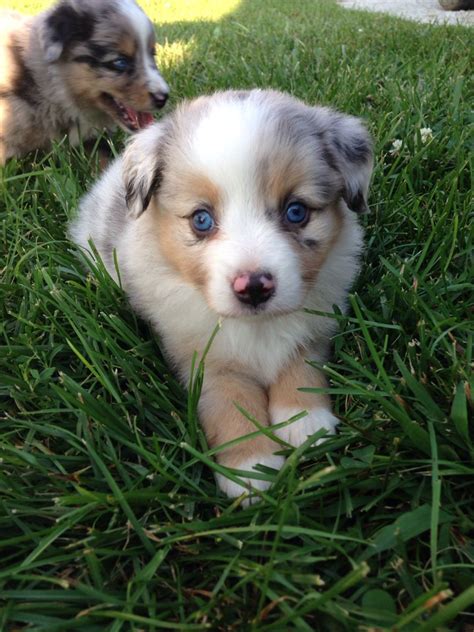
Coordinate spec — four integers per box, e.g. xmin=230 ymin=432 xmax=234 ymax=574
xmin=215 ymin=453 xmax=285 ymax=504
xmin=270 ymin=406 xmax=339 ymax=448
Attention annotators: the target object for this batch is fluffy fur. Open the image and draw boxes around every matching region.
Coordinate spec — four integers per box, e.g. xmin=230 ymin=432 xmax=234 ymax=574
xmin=0 ymin=0 xmax=169 ymax=164
xmin=70 ymin=89 xmax=373 ymax=502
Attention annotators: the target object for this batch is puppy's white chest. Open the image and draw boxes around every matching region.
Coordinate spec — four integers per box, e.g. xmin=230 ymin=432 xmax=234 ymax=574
xmin=212 ymin=316 xmax=312 ymax=384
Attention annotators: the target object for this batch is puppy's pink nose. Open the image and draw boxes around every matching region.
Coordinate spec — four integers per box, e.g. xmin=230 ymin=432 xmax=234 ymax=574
xmin=232 ymin=272 xmax=275 ymax=307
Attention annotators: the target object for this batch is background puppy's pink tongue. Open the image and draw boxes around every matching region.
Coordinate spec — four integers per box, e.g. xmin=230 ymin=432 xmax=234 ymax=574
xmin=123 ymin=105 xmax=139 ymax=129
xmin=138 ymin=112 xmax=154 ymax=128
xmin=122 ymin=106 xmax=153 ymax=130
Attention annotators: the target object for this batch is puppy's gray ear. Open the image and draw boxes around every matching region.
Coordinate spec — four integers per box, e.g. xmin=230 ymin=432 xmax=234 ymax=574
xmin=122 ymin=125 xmax=166 ymax=219
xmin=41 ymin=1 xmax=95 ymax=62
xmin=323 ymin=112 xmax=373 ymax=213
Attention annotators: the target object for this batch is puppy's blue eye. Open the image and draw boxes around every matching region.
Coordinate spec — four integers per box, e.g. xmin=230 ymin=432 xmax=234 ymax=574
xmin=111 ymin=57 xmax=130 ymax=72
xmin=192 ymin=209 xmax=215 ymax=233
xmin=285 ymin=202 xmax=308 ymax=224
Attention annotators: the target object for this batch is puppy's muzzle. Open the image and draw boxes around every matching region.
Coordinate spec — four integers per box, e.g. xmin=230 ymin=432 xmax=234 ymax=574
xmin=232 ymin=272 xmax=275 ymax=307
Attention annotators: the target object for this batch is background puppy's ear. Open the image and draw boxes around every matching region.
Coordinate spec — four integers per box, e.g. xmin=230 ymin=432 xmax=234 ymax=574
xmin=41 ymin=1 xmax=95 ymax=62
xmin=122 ymin=125 xmax=167 ymax=219
xmin=323 ymin=112 xmax=374 ymax=213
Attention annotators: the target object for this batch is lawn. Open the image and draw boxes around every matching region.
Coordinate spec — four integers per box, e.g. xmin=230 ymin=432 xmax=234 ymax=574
xmin=1 ymin=0 xmax=473 ymax=630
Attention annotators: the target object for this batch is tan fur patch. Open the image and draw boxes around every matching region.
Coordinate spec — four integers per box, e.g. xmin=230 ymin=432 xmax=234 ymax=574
xmin=154 ymin=207 xmax=209 ymax=289
xmin=268 ymin=352 xmax=331 ymax=413
xmin=117 ymin=32 xmax=137 ymax=58
xmin=0 ymin=21 xmax=21 ymax=88
xmin=199 ymin=369 xmax=280 ymax=468
xmin=64 ymin=62 xmax=152 ymax=114
xmin=151 ymin=171 xmax=223 ymax=289
xmin=299 ymin=203 xmax=344 ymax=285
xmin=262 ymin=145 xmax=345 ymax=289
xmin=65 ymin=64 xmax=103 ymax=104
xmin=184 ymin=172 xmax=222 ymax=212
xmin=263 ymin=153 xmax=310 ymax=206
xmin=261 ymin=141 xmax=340 ymax=211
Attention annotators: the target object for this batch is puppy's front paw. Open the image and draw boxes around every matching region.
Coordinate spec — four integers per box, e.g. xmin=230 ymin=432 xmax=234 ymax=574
xmin=215 ymin=453 xmax=285 ymax=504
xmin=271 ymin=406 xmax=339 ymax=448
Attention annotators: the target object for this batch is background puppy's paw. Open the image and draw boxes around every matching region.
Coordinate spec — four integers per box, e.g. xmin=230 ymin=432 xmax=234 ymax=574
xmin=215 ymin=453 xmax=285 ymax=504
xmin=271 ymin=407 xmax=339 ymax=448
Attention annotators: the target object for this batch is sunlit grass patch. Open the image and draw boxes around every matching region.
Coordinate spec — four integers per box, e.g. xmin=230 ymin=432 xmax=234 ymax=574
xmin=144 ymin=0 xmax=241 ymax=23
xmin=157 ymin=39 xmax=196 ymax=69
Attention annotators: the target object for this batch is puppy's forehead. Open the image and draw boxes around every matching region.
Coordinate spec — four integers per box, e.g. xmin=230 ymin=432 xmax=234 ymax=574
xmin=188 ymin=99 xmax=266 ymax=194
xmin=186 ymin=94 xmax=335 ymax=204
xmin=116 ymin=0 xmax=155 ymax=43
xmin=91 ymin=0 xmax=154 ymax=49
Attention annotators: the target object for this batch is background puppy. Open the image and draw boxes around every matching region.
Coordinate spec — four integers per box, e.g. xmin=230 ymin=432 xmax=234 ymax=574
xmin=70 ymin=89 xmax=373 ymax=501
xmin=0 ymin=0 xmax=169 ymax=164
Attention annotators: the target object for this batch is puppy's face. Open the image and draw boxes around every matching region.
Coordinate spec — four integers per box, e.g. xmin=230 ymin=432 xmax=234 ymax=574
xmin=42 ymin=0 xmax=169 ymax=130
xmin=124 ymin=91 xmax=373 ymax=317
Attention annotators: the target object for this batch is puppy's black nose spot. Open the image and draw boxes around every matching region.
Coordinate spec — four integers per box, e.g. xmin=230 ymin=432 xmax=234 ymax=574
xmin=233 ymin=272 xmax=275 ymax=307
xmin=150 ymin=92 xmax=168 ymax=109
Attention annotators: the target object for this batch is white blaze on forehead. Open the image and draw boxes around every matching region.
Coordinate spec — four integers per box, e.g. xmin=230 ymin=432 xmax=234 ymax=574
xmin=190 ymin=97 xmax=305 ymax=315
xmin=192 ymin=98 xmax=275 ymax=266
xmin=191 ymin=98 xmax=270 ymax=202
xmin=119 ymin=0 xmax=169 ymax=94
xmin=120 ymin=0 xmax=152 ymax=47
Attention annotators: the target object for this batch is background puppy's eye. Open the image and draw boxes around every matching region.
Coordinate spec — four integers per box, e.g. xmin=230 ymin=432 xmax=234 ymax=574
xmin=191 ymin=209 xmax=215 ymax=234
xmin=111 ymin=56 xmax=131 ymax=72
xmin=285 ymin=202 xmax=309 ymax=225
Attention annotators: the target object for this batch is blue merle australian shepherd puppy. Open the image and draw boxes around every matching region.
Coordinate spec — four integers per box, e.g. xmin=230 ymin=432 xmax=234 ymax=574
xmin=0 ymin=0 xmax=169 ymax=163
xmin=70 ymin=89 xmax=374 ymax=504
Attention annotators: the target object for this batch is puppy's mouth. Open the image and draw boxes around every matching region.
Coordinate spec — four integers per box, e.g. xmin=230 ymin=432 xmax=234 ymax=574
xmin=222 ymin=305 xmax=297 ymax=321
xmin=100 ymin=93 xmax=154 ymax=132
xmin=219 ymin=301 xmax=298 ymax=319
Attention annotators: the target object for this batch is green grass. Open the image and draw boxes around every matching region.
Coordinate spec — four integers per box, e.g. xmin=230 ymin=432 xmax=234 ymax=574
xmin=1 ymin=0 xmax=473 ymax=629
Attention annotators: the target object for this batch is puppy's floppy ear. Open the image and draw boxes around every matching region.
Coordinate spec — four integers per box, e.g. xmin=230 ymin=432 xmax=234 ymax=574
xmin=41 ymin=1 xmax=96 ymax=62
xmin=323 ymin=111 xmax=374 ymax=213
xmin=122 ymin=124 xmax=167 ymax=219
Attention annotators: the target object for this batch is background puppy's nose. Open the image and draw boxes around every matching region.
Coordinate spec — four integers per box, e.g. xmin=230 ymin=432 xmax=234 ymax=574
xmin=232 ymin=272 xmax=275 ymax=307
xmin=150 ymin=91 xmax=168 ymax=109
